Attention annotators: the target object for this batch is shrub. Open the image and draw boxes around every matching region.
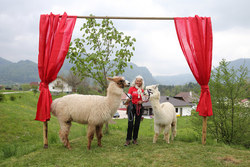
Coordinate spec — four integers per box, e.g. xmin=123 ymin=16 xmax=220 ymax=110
xmin=0 ymin=94 xmax=5 ymax=102
xmin=10 ymin=95 xmax=16 ymax=101
xmin=192 ymin=59 xmax=250 ymax=148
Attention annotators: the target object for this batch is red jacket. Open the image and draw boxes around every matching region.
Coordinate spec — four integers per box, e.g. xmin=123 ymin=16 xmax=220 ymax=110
xmin=128 ymin=87 xmax=144 ymax=104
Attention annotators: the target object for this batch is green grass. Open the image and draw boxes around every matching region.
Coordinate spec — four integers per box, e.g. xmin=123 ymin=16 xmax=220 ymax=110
xmin=0 ymin=92 xmax=249 ymax=167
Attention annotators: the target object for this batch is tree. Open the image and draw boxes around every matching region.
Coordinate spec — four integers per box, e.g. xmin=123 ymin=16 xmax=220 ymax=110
xmin=21 ymin=84 xmax=31 ymax=91
xmin=31 ymin=85 xmax=38 ymax=96
xmin=54 ymin=76 xmax=65 ymax=93
xmin=193 ymin=59 xmax=250 ymax=147
xmin=67 ymin=17 xmax=136 ymax=132
xmin=65 ymin=71 xmax=82 ymax=93
xmin=67 ymin=17 xmax=136 ymax=94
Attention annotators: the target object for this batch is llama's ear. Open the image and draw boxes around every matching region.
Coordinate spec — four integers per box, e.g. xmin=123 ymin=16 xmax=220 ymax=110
xmin=107 ymin=77 xmax=113 ymax=81
xmin=154 ymin=84 xmax=159 ymax=89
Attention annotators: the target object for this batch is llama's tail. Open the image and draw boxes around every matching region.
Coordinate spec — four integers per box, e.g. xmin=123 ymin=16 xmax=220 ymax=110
xmin=51 ymin=98 xmax=60 ymax=117
xmin=171 ymin=119 xmax=177 ymax=139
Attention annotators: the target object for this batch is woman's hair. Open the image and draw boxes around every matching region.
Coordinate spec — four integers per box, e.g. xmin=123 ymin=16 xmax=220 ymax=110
xmin=131 ymin=75 xmax=144 ymax=89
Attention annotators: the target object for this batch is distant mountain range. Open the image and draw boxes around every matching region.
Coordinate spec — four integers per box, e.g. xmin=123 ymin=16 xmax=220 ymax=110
xmin=0 ymin=57 xmax=249 ymax=85
xmin=155 ymin=58 xmax=250 ymax=85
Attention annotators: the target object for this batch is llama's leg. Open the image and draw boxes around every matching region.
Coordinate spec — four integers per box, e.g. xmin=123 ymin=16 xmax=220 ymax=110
xmin=59 ymin=120 xmax=72 ymax=149
xmin=163 ymin=125 xmax=171 ymax=144
xmin=153 ymin=124 xmax=160 ymax=143
xmin=96 ymin=124 xmax=103 ymax=147
xmin=87 ymin=124 xmax=95 ymax=150
xmin=171 ymin=121 xmax=177 ymax=141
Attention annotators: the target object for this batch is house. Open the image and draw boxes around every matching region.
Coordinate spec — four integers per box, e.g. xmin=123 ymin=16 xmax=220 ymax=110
xmin=30 ymin=82 xmax=39 ymax=87
xmin=174 ymin=91 xmax=199 ymax=104
xmin=118 ymin=92 xmax=129 ymax=110
xmin=143 ymin=96 xmax=193 ymax=116
xmin=240 ymin=98 xmax=249 ymax=108
xmin=49 ymin=77 xmax=72 ymax=93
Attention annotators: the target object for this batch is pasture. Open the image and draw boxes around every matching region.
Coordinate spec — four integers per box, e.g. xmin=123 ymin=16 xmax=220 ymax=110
xmin=0 ymin=92 xmax=249 ymax=167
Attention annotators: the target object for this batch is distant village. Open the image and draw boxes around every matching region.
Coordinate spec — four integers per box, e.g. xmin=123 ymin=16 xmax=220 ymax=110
xmin=1 ymin=76 xmax=249 ymax=118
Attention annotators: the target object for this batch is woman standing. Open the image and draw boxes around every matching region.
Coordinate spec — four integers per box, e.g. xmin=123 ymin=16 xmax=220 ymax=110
xmin=124 ymin=75 xmax=145 ymax=146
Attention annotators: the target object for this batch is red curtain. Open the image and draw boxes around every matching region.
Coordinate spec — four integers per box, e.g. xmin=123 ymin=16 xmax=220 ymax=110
xmin=174 ymin=15 xmax=213 ymax=116
xmin=35 ymin=12 xmax=76 ymax=122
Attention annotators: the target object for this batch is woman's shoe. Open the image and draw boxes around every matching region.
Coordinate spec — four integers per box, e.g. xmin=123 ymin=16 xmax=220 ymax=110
xmin=124 ymin=140 xmax=130 ymax=146
xmin=132 ymin=140 xmax=138 ymax=145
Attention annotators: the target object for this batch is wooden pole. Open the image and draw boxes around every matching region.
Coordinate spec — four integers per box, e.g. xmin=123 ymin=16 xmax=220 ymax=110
xmin=67 ymin=15 xmax=175 ymax=20
xmin=43 ymin=121 xmax=48 ymax=149
xmin=202 ymin=116 xmax=207 ymax=145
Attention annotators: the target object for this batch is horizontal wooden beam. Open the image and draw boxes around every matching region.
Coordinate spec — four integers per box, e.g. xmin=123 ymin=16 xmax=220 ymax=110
xmin=69 ymin=16 xmax=175 ymax=20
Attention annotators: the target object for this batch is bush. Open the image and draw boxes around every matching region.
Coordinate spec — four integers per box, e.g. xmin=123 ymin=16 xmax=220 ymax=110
xmin=10 ymin=95 xmax=16 ymax=101
xmin=0 ymin=94 xmax=5 ymax=102
xmin=191 ymin=59 xmax=250 ymax=148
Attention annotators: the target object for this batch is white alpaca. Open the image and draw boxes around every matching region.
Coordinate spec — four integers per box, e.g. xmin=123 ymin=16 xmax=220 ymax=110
xmin=145 ymin=85 xmax=177 ymax=143
xmin=51 ymin=76 xmax=130 ymax=150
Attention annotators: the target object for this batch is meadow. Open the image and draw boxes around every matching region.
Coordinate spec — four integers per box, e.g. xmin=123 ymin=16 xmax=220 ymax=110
xmin=0 ymin=92 xmax=249 ymax=167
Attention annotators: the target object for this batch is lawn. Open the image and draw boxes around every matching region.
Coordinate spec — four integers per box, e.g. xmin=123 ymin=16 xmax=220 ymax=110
xmin=0 ymin=92 xmax=249 ymax=167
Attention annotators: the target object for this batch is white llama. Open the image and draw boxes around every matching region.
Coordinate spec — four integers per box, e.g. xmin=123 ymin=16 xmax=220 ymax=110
xmin=145 ymin=85 xmax=177 ymax=143
xmin=51 ymin=76 xmax=130 ymax=150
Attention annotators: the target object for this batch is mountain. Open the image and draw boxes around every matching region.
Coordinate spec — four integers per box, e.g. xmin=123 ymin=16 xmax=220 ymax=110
xmin=0 ymin=57 xmax=158 ymax=85
xmin=0 ymin=58 xmax=39 ymax=85
xmin=0 ymin=57 xmax=12 ymax=66
xmin=123 ymin=63 xmax=158 ymax=85
xmin=0 ymin=57 xmax=249 ymax=85
xmin=153 ymin=58 xmax=250 ymax=85
xmin=227 ymin=58 xmax=250 ymax=70
xmin=59 ymin=59 xmax=158 ymax=85
xmin=154 ymin=74 xmax=196 ymax=85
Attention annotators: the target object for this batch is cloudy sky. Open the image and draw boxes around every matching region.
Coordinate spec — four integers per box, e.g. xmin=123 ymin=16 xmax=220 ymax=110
xmin=0 ymin=0 xmax=249 ymax=76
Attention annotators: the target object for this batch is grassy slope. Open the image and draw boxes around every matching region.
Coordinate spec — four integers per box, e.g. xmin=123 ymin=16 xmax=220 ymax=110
xmin=0 ymin=92 xmax=249 ymax=167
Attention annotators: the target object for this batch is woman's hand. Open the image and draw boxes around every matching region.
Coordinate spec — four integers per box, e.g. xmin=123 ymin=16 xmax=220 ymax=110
xmin=124 ymin=99 xmax=131 ymax=105
xmin=138 ymin=100 xmax=143 ymax=104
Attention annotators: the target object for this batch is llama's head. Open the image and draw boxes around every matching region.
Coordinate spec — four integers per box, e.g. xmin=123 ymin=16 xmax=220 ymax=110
xmin=144 ymin=84 xmax=160 ymax=100
xmin=107 ymin=76 xmax=130 ymax=89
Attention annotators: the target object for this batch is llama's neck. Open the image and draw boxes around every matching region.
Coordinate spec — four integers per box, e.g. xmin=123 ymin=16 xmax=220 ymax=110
xmin=150 ymin=99 xmax=161 ymax=114
xmin=106 ymin=82 xmax=123 ymax=114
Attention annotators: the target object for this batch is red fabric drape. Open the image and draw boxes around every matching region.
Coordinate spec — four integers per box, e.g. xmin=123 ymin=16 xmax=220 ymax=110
xmin=35 ymin=12 xmax=76 ymax=122
xmin=174 ymin=15 xmax=213 ymax=116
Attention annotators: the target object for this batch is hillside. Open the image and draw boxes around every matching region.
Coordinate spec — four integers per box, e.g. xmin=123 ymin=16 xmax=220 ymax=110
xmin=154 ymin=58 xmax=250 ymax=85
xmin=0 ymin=57 xmax=39 ymax=84
xmin=155 ymin=74 xmax=196 ymax=85
xmin=0 ymin=57 xmax=249 ymax=85
xmin=0 ymin=92 xmax=249 ymax=166
xmin=0 ymin=57 xmax=158 ymax=85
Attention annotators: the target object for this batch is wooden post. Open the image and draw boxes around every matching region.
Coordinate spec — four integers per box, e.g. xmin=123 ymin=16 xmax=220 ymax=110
xmin=43 ymin=121 xmax=48 ymax=149
xmin=202 ymin=116 xmax=207 ymax=145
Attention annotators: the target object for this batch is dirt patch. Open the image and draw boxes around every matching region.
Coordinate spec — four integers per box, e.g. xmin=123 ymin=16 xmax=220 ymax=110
xmin=218 ymin=156 xmax=241 ymax=164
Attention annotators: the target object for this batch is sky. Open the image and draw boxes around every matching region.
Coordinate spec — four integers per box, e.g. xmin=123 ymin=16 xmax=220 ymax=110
xmin=0 ymin=0 xmax=249 ymax=76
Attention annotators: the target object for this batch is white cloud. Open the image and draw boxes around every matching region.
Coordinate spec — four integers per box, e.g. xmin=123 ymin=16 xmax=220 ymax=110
xmin=213 ymin=27 xmax=250 ymax=67
xmin=0 ymin=0 xmax=249 ymax=76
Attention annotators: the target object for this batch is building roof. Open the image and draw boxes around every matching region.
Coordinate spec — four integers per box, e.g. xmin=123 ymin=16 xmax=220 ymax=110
xmin=143 ymin=96 xmax=193 ymax=108
xmin=30 ymin=82 xmax=40 ymax=86
xmin=241 ymin=99 xmax=249 ymax=103
xmin=174 ymin=91 xmax=199 ymax=103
